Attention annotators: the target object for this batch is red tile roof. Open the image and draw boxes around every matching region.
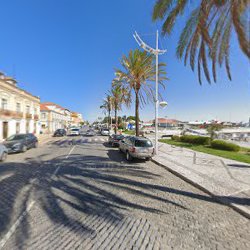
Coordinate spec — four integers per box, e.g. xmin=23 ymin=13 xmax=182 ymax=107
xmin=40 ymin=104 xmax=50 ymax=111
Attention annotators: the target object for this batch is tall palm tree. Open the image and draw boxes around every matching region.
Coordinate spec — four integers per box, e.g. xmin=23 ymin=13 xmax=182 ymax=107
xmin=110 ymin=82 xmax=131 ymax=134
xmin=115 ymin=49 xmax=167 ymax=136
xmin=152 ymin=0 xmax=250 ymax=84
xmin=100 ymin=94 xmax=112 ymax=129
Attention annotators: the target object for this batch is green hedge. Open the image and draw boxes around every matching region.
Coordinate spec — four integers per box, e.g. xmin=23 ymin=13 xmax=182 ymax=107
xmin=180 ymin=135 xmax=210 ymax=145
xmin=211 ymin=140 xmax=240 ymax=152
xmin=171 ymin=135 xmax=181 ymax=141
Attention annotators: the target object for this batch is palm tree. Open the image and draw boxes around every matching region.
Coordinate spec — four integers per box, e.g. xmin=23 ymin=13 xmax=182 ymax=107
xmin=114 ymin=49 xmax=167 ymax=136
xmin=110 ymin=82 xmax=131 ymax=134
xmin=152 ymin=0 xmax=250 ymax=84
xmin=100 ymin=94 xmax=112 ymax=129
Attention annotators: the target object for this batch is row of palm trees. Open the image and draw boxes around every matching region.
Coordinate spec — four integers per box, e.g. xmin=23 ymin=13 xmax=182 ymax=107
xmin=100 ymin=49 xmax=167 ymax=136
xmin=100 ymin=1 xmax=249 ymax=135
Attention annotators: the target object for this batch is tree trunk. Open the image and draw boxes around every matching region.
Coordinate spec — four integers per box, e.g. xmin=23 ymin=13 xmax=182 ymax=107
xmin=114 ymin=104 xmax=118 ymax=134
xmin=135 ymin=90 xmax=139 ymax=136
xmin=108 ymin=109 xmax=111 ymax=129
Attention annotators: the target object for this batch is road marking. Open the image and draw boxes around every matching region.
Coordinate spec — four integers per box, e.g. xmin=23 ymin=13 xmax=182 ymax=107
xmin=66 ymin=145 xmax=76 ymax=159
xmin=53 ymin=145 xmax=76 ymax=176
xmin=0 ymin=201 xmax=35 ymax=249
xmin=0 ymin=145 xmax=76 ymax=249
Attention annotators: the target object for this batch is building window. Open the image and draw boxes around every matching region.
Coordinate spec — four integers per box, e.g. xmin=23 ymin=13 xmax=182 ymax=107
xmin=34 ymin=107 xmax=37 ymax=115
xmin=26 ymin=105 xmax=30 ymax=114
xmin=1 ymin=98 xmax=8 ymax=110
xmin=16 ymin=103 xmax=21 ymax=112
xmin=42 ymin=113 xmax=46 ymax=119
xmin=16 ymin=122 xmax=20 ymax=134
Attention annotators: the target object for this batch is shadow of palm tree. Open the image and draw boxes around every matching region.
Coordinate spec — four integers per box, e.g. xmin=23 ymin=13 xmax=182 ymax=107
xmin=1 ymin=147 xmax=249 ymax=248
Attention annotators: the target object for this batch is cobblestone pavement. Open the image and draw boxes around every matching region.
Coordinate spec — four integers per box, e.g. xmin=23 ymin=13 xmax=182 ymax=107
xmin=0 ymin=136 xmax=249 ymax=249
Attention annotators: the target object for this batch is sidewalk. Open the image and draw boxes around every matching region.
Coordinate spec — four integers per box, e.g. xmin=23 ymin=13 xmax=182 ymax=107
xmin=152 ymin=142 xmax=250 ymax=218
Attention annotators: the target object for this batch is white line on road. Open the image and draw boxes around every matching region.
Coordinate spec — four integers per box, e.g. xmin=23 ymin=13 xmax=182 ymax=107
xmin=0 ymin=145 xmax=76 ymax=249
xmin=53 ymin=145 xmax=76 ymax=176
xmin=0 ymin=201 xmax=35 ymax=249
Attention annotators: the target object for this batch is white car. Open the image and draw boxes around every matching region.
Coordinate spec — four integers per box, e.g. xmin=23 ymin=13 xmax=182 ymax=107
xmin=101 ymin=129 xmax=110 ymax=136
xmin=68 ymin=128 xmax=80 ymax=136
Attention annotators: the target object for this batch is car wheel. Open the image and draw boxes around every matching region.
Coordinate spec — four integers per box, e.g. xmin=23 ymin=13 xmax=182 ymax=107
xmin=1 ymin=152 xmax=7 ymax=162
xmin=146 ymin=157 xmax=152 ymax=161
xmin=126 ymin=151 xmax=133 ymax=161
xmin=22 ymin=145 xmax=27 ymax=152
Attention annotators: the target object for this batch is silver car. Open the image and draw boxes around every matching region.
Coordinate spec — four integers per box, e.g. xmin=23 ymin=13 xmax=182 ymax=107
xmin=119 ymin=136 xmax=154 ymax=161
xmin=0 ymin=144 xmax=8 ymax=162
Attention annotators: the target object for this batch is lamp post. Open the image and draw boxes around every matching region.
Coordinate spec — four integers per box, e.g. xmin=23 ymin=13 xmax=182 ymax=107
xmin=133 ymin=30 xmax=167 ymax=155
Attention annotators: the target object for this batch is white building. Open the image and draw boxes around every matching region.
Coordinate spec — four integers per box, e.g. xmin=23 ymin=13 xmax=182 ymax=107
xmin=40 ymin=102 xmax=72 ymax=133
xmin=0 ymin=72 xmax=40 ymax=141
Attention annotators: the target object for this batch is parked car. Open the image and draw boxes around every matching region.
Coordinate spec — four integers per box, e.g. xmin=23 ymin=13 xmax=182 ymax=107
xmin=68 ymin=128 xmax=80 ymax=136
xmin=108 ymin=134 xmax=125 ymax=147
xmin=101 ymin=128 xmax=110 ymax=136
xmin=3 ymin=133 xmax=38 ymax=153
xmin=53 ymin=129 xmax=66 ymax=137
xmin=86 ymin=129 xmax=96 ymax=136
xmin=0 ymin=144 xmax=8 ymax=161
xmin=119 ymin=136 xmax=154 ymax=161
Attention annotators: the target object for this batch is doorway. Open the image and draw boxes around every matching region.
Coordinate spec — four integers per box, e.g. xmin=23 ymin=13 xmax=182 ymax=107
xmin=3 ymin=122 xmax=8 ymax=139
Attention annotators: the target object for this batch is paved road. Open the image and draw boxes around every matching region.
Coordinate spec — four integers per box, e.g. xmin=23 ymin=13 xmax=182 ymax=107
xmin=0 ymin=135 xmax=249 ymax=249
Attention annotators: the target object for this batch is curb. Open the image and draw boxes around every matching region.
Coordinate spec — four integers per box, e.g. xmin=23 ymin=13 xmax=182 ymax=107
xmin=152 ymin=158 xmax=250 ymax=220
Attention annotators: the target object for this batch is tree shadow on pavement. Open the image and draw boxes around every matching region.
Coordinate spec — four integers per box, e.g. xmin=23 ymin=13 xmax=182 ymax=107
xmin=0 ymin=150 xmax=250 ymax=248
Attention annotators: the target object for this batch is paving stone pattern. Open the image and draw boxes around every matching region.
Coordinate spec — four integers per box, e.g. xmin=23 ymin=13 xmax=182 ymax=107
xmin=0 ymin=137 xmax=250 ymax=249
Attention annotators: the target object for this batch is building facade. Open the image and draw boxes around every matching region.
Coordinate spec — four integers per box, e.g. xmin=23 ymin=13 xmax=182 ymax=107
xmin=71 ymin=112 xmax=84 ymax=127
xmin=0 ymin=72 xmax=40 ymax=141
xmin=40 ymin=102 xmax=72 ymax=133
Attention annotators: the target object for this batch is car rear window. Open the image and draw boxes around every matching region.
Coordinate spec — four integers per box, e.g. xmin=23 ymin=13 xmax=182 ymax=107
xmin=6 ymin=134 xmax=27 ymax=141
xmin=134 ymin=140 xmax=153 ymax=147
xmin=71 ymin=129 xmax=79 ymax=131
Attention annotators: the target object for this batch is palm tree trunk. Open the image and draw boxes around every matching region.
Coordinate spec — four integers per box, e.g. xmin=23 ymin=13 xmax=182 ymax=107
xmin=108 ymin=109 xmax=111 ymax=129
xmin=135 ymin=90 xmax=139 ymax=136
xmin=114 ymin=104 xmax=118 ymax=134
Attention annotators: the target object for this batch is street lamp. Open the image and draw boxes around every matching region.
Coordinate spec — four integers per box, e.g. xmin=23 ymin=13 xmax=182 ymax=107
xmin=133 ymin=30 xmax=167 ymax=155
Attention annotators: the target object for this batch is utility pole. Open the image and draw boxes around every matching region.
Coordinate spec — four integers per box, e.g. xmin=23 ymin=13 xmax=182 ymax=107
xmin=133 ymin=30 xmax=167 ymax=155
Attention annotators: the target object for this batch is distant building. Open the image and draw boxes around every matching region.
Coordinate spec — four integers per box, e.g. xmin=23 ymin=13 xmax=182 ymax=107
xmin=40 ymin=102 xmax=72 ymax=133
xmin=0 ymin=72 xmax=40 ymax=141
xmin=71 ymin=112 xmax=84 ymax=127
xmin=152 ymin=118 xmax=180 ymax=128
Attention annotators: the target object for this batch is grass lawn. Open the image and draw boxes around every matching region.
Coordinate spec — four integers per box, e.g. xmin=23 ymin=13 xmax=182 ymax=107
xmin=123 ymin=130 xmax=135 ymax=135
xmin=159 ymin=139 xmax=250 ymax=164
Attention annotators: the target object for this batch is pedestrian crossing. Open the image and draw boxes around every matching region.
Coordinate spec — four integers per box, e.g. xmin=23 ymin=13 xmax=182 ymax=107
xmin=51 ymin=137 xmax=109 ymax=146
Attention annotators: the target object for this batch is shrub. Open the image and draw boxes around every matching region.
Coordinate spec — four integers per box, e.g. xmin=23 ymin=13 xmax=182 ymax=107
xmin=172 ymin=135 xmax=181 ymax=141
xmin=180 ymin=135 xmax=210 ymax=145
xmin=211 ymin=140 xmax=240 ymax=152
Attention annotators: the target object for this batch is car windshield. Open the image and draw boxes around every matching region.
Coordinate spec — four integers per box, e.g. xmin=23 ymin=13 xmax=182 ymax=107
xmin=134 ymin=139 xmax=153 ymax=147
xmin=112 ymin=135 xmax=124 ymax=139
xmin=102 ymin=129 xmax=109 ymax=132
xmin=71 ymin=129 xmax=79 ymax=131
xmin=6 ymin=134 xmax=26 ymax=141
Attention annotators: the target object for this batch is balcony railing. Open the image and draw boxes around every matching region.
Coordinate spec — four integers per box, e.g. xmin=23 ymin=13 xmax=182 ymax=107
xmin=26 ymin=113 xmax=32 ymax=119
xmin=0 ymin=109 xmax=24 ymax=119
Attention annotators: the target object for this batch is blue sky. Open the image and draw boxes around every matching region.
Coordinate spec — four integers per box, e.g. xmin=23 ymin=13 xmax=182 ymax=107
xmin=0 ymin=0 xmax=249 ymax=122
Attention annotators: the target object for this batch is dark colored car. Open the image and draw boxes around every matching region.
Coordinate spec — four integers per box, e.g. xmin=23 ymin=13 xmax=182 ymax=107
xmin=3 ymin=133 xmax=38 ymax=153
xmin=108 ymin=134 xmax=125 ymax=147
xmin=53 ymin=129 xmax=66 ymax=137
